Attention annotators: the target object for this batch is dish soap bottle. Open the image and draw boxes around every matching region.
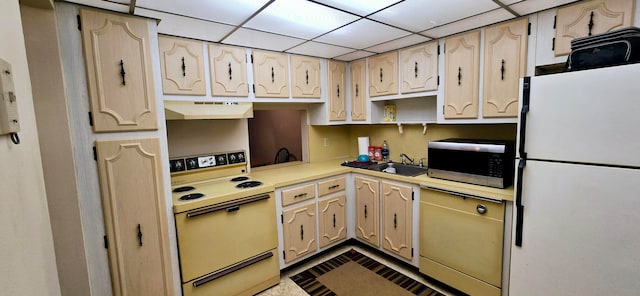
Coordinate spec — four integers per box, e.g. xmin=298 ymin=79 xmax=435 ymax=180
xmin=382 ymin=140 xmax=389 ymax=161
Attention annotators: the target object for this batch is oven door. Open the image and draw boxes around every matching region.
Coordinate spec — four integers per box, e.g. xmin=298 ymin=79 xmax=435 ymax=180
xmin=175 ymin=192 xmax=277 ymax=282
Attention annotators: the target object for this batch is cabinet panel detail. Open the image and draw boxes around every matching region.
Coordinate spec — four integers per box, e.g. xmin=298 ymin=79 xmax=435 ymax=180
xmin=381 ymin=181 xmax=413 ymax=260
xmin=355 ymin=176 xmax=380 ymax=247
xmin=400 ymin=41 xmax=438 ymax=94
xmin=444 ymin=30 xmax=480 ymax=119
xmin=369 ymin=51 xmax=398 ymax=97
xmin=252 ymin=50 xmax=289 ymax=98
xmin=209 ymin=45 xmax=249 ymax=97
xmin=291 ymin=55 xmax=321 ymax=98
xmin=283 ymin=203 xmax=317 ymax=263
xmin=319 ymin=195 xmax=347 ymax=248
xmin=350 ymin=59 xmax=367 ymax=121
xmin=328 ymin=60 xmax=346 ymax=121
xmin=158 ymin=36 xmax=205 ymax=95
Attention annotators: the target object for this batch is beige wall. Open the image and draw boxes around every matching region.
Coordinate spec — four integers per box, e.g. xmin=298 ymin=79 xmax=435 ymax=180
xmin=0 ymin=0 xmax=61 ymax=295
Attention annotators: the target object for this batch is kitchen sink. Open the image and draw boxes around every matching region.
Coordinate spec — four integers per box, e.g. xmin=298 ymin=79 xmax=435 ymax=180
xmin=366 ymin=162 xmax=428 ymax=177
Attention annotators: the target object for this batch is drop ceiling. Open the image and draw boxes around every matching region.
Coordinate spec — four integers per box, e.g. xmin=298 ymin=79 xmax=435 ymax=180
xmin=69 ymin=0 xmax=579 ymax=61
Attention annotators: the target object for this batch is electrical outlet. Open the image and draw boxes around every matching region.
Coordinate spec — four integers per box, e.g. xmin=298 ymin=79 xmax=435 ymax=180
xmin=323 ymin=138 xmax=329 ymax=147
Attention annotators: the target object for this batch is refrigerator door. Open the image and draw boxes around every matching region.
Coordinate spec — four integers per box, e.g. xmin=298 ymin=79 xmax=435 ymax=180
xmin=510 ymin=160 xmax=640 ymax=295
xmin=517 ymin=63 xmax=640 ymax=167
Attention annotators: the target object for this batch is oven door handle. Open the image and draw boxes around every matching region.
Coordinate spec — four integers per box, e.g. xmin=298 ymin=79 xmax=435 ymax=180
xmin=186 ymin=194 xmax=270 ymax=218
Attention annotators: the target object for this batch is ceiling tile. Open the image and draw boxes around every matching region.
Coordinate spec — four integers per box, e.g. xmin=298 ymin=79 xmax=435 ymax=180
xmin=365 ymin=34 xmax=431 ymax=53
xmin=136 ymin=0 xmax=270 ymax=25
xmin=136 ymin=8 xmax=234 ymax=42
xmin=222 ymin=28 xmax=305 ymax=52
xmin=286 ymin=42 xmax=354 ymax=59
xmin=509 ymin=0 xmax=580 ymax=15
xmin=243 ymin=0 xmax=359 ymax=39
xmin=315 ymin=19 xmax=411 ymax=49
xmin=333 ymin=50 xmax=376 ymax=61
xmin=368 ymin=0 xmax=500 ymax=32
xmin=312 ymin=0 xmax=403 ymax=16
xmin=421 ymin=8 xmax=514 ymax=38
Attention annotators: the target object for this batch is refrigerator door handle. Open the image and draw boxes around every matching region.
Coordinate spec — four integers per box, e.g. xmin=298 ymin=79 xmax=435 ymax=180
xmin=515 ymin=158 xmax=526 ymax=247
xmin=518 ymin=77 xmax=531 ymax=158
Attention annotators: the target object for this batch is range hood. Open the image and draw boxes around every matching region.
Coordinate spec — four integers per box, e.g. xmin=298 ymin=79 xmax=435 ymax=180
xmin=164 ymin=101 xmax=253 ymax=120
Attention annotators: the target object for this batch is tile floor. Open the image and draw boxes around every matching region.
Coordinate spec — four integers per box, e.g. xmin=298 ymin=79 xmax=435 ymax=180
xmin=256 ymin=244 xmax=456 ymax=296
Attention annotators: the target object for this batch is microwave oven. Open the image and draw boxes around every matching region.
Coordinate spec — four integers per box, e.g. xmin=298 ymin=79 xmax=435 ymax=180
xmin=427 ymin=139 xmax=515 ymax=188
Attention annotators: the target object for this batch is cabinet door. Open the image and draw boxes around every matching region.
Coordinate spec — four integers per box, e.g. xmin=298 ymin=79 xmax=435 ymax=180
xmin=355 ymin=176 xmax=380 ymax=247
xmin=95 ymin=138 xmax=173 ymax=296
xmin=80 ymin=9 xmax=157 ymax=132
xmin=252 ymin=50 xmax=289 ymax=98
xmin=555 ymin=0 xmax=635 ymax=56
xmin=483 ymin=18 xmax=528 ymax=118
xmin=444 ymin=30 xmax=480 ymax=119
xmin=328 ymin=60 xmax=346 ymax=121
xmin=350 ymin=59 xmax=367 ymax=121
xmin=381 ymin=181 xmax=413 ymax=260
xmin=209 ymin=44 xmax=249 ymax=97
xmin=282 ymin=203 xmax=317 ymax=263
xmin=318 ymin=195 xmax=347 ymax=248
xmin=400 ymin=41 xmax=438 ymax=94
xmin=291 ymin=55 xmax=321 ymax=98
xmin=369 ymin=51 xmax=398 ymax=97
xmin=158 ymin=36 xmax=205 ymax=95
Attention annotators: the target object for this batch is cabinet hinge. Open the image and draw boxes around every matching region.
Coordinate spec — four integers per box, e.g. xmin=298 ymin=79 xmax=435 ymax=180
xmin=88 ymin=112 xmax=93 ymax=126
xmin=280 ymin=214 xmax=283 ymax=224
xmin=553 ymin=15 xmax=557 ymax=29
xmin=411 ymin=248 xmax=414 ymax=257
xmin=250 ymin=54 xmax=254 ymax=63
xmin=412 ymin=191 xmax=414 ymax=201
xmin=552 ymin=37 xmax=555 ymax=51
xmin=282 ymin=250 xmax=286 ymax=260
xmin=77 ymin=15 xmax=82 ymax=31
xmin=437 ymin=45 xmax=440 ymax=55
xmin=252 ymin=84 xmax=255 ymax=94
xmin=93 ymin=146 xmax=97 ymax=161
xmin=442 ymin=105 xmax=445 ymax=115
xmin=528 ymin=22 xmax=531 ymax=35
xmin=437 ymin=75 xmax=440 ymax=86
xmin=103 ymin=235 xmax=108 ymax=249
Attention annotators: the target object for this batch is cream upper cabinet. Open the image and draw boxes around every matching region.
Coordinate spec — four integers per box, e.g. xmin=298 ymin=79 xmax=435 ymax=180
xmin=252 ymin=50 xmax=289 ymax=98
xmin=381 ymin=181 xmax=413 ymax=260
xmin=400 ymin=41 xmax=438 ymax=94
xmin=444 ymin=30 xmax=481 ymax=119
xmin=80 ymin=9 xmax=157 ymax=132
xmin=158 ymin=36 xmax=205 ymax=96
xmin=282 ymin=203 xmax=317 ymax=263
xmin=209 ymin=44 xmax=249 ymax=97
xmin=555 ymin=0 xmax=635 ymax=56
xmin=291 ymin=55 xmax=321 ymax=98
xmin=483 ymin=18 xmax=528 ymax=118
xmin=95 ymin=138 xmax=174 ymax=296
xmin=328 ymin=60 xmax=346 ymax=121
xmin=369 ymin=51 xmax=398 ymax=97
xmin=318 ymin=194 xmax=347 ymax=248
xmin=355 ymin=176 xmax=380 ymax=247
xmin=350 ymin=59 xmax=367 ymax=121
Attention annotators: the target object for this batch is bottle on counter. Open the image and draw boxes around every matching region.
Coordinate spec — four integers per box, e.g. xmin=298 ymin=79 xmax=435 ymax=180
xmin=382 ymin=140 xmax=389 ymax=161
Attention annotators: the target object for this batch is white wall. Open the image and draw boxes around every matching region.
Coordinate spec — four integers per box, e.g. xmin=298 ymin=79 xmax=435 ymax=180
xmin=0 ymin=0 xmax=61 ymax=295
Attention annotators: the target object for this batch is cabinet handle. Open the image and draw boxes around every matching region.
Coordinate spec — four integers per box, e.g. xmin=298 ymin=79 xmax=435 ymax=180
xmin=393 ymin=213 xmax=397 ymax=229
xmin=333 ymin=214 xmax=336 ymax=228
xmin=588 ymin=11 xmax=595 ymax=36
xmin=355 ymin=84 xmax=359 ymax=97
xmin=300 ymin=225 xmax=304 ymax=241
xmin=337 ymin=84 xmax=340 ymax=98
xmin=305 ymin=70 xmax=309 ymax=85
xmin=476 ymin=204 xmax=487 ymax=215
xmin=501 ymin=59 xmax=505 ymax=81
xmin=228 ymin=62 xmax=232 ymax=81
xmin=137 ymin=224 xmax=143 ymax=247
xmin=414 ymin=61 xmax=418 ymax=78
xmin=328 ymin=184 xmax=340 ymax=190
xmin=271 ymin=67 xmax=275 ymax=83
xmin=294 ymin=193 xmax=307 ymax=198
xmin=119 ymin=59 xmax=126 ymax=85
xmin=364 ymin=205 xmax=368 ymax=219
xmin=457 ymin=67 xmax=462 ymax=85
xmin=182 ymin=57 xmax=186 ymax=77
xmin=226 ymin=206 xmax=240 ymax=213
xmin=380 ymin=68 xmax=383 ymax=82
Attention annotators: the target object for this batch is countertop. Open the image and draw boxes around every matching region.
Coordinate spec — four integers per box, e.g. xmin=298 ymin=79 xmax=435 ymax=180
xmin=249 ymin=160 xmax=514 ymax=202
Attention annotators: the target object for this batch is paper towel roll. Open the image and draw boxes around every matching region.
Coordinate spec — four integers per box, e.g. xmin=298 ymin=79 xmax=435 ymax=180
xmin=358 ymin=137 xmax=369 ymax=156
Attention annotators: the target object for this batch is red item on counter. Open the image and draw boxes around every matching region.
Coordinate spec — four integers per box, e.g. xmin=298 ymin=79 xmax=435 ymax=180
xmin=374 ymin=146 xmax=382 ymax=160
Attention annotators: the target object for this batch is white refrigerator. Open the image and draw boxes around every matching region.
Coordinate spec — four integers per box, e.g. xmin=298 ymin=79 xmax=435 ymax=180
xmin=510 ymin=63 xmax=640 ymax=295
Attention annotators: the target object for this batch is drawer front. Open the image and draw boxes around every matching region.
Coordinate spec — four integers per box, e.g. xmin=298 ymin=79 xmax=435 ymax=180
xmin=175 ymin=193 xmax=277 ymax=282
xmin=282 ymin=183 xmax=316 ymax=206
xmin=317 ymin=176 xmax=346 ymax=197
xmin=183 ymin=250 xmax=280 ymax=296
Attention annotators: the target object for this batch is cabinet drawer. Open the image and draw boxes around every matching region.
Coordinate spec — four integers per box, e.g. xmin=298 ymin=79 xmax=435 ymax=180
xmin=317 ymin=176 xmax=346 ymax=197
xmin=282 ymin=184 xmax=316 ymax=206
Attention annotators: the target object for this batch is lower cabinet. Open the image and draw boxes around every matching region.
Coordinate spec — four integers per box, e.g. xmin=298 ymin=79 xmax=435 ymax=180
xmin=419 ymin=188 xmax=505 ymax=296
xmin=354 ymin=176 xmax=380 ymax=247
xmin=318 ymin=194 xmax=347 ymax=248
xmin=282 ymin=203 xmax=317 ymax=263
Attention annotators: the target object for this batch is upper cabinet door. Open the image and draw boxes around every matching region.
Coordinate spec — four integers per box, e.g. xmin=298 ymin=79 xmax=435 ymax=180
xmin=328 ymin=60 xmax=346 ymax=121
xmin=80 ymin=9 xmax=157 ymax=132
xmin=444 ymin=30 xmax=480 ymax=119
xmin=252 ymin=50 xmax=289 ymax=98
xmin=483 ymin=18 xmax=528 ymax=118
xmin=369 ymin=51 xmax=398 ymax=97
xmin=209 ymin=44 xmax=249 ymax=97
xmin=400 ymin=41 xmax=438 ymax=94
xmin=291 ymin=55 xmax=321 ymax=98
xmin=158 ymin=36 xmax=205 ymax=96
xmin=555 ymin=0 xmax=635 ymax=56
xmin=350 ymin=59 xmax=367 ymax=121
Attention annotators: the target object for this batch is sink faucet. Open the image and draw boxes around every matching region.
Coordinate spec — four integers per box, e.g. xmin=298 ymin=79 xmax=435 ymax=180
xmin=399 ymin=153 xmax=414 ymax=165
xmin=418 ymin=157 xmax=428 ymax=168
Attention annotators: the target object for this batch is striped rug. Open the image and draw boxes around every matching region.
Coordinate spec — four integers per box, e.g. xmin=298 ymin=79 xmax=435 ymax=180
xmin=290 ymin=249 xmax=445 ymax=296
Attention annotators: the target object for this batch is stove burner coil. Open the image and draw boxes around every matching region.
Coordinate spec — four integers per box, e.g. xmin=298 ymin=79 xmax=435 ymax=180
xmin=179 ymin=193 xmax=205 ymax=200
xmin=230 ymin=176 xmax=250 ymax=182
xmin=173 ymin=186 xmax=195 ymax=193
xmin=235 ymin=181 xmax=263 ymax=189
